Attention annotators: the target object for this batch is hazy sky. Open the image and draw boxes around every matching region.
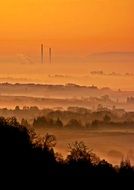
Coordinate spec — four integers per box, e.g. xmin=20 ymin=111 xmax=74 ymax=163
xmin=0 ymin=0 xmax=133 ymax=58
xmin=0 ymin=0 xmax=134 ymax=90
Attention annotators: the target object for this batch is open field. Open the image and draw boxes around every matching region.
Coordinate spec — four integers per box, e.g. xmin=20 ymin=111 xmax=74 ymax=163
xmin=36 ymin=128 xmax=134 ymax=165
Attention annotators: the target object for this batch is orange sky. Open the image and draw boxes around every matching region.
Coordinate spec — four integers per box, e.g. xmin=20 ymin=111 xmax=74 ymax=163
xmin=0 ymin=0 xmax=134 ymax=90
xmin=0 ymin=0 xmax=133 ymax=56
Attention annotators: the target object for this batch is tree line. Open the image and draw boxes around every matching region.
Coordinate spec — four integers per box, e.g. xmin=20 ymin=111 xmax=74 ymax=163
xmin=1 ymin=106 xmax=134 ymax=130
xmin=31 ymin=115 xmax=134 ymax=129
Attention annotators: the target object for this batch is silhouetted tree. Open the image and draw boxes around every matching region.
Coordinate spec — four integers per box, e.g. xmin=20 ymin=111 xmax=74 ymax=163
xmin=21 ymin=118 xmax=30 ymax=128
xmin=119 ymin=159 xmax=134 ymax=177
xmin=15 ymin=106 xmax=20 ymax=111
xmin=33 ymin=116 xmax=48 ymax=128
xmin=67 ymin=141 xmax=92 ymax=164
xmin=91 ymin=120 xmax=99 ymax=128
xmin=96 ymin=159 xmax=115 ymax=176
xmin=103 ymin=114 xmax=111 ymax=123
xmin=55 ymin=118 xmax=63 ymax=128
xmin=65 ymin=119 xmax=82 ymax=129
xmin=7 ymin=117 xmax=20 ymax=127
xmin=43 ymin=133 xmax=56 ymax=149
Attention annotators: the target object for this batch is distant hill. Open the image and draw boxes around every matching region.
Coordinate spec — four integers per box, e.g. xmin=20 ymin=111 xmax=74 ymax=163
xmin=0 ymin=83 xmax=133 ymax=99
xmin=0 ymin=83 xmax=134 ymax=110
xmin=87 ymin=52 xmax=134 ymax=63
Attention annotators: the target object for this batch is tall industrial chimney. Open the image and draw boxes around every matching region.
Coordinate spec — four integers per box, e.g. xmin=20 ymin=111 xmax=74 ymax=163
xmin=49 ymin=48 xmax=52 ymax=64
xmin=41 ymin=44 xmax=44 ymax=64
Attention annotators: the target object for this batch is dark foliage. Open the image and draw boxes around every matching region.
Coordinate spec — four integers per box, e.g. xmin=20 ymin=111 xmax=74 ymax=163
xmin=0 ymin=117 xmax=134 ymax=187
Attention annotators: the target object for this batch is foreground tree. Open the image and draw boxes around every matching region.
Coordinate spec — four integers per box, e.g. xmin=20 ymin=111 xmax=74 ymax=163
xmin=67 ymin=141 xmax=92 ymax=164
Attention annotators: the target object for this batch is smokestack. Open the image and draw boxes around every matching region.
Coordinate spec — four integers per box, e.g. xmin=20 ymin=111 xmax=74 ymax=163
xmin=49 ymin=48 xmax=52 ymax=64
xmin=41 ymin=44 xmax=44 ymax=64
